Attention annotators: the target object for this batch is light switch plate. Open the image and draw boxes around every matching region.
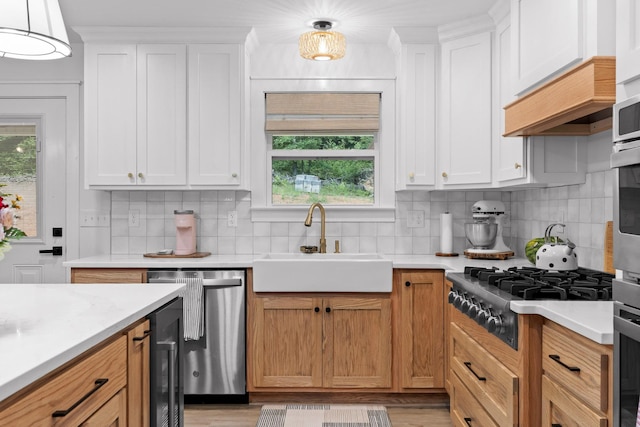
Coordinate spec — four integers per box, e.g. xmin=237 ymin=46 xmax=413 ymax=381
xmin=407 ymin=210 xmax=425 ymax=228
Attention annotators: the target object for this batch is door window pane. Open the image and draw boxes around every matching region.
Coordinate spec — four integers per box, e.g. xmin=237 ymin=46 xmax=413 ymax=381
xmin=0 ymin=125 xmax=37 ymax=237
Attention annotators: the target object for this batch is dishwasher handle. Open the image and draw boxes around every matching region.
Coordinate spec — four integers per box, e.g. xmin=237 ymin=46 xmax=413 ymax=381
xmin=202 ymin=278 xmax=242 ymax=289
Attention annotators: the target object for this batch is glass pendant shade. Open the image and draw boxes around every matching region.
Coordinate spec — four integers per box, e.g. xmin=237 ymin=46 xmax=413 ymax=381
xmin=299 ymin=27 xmax=346 ymax=61
xmin=0 ymin=0 xmax=71 ymax=60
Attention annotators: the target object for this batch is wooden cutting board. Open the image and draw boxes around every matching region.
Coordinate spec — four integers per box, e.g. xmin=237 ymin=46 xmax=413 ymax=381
xmin=143 ymin=251 xmax=211 ymax=258
xmin=604 ymin=221 xmax=614 ymax=274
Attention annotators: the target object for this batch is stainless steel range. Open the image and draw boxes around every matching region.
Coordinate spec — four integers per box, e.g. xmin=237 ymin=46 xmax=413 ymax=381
xmin=447 ymin=266 xmax=615 ymax=349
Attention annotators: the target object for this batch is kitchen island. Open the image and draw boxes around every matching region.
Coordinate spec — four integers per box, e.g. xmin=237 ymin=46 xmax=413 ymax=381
xmin=0 ymin=282 xmax=184 ymax=421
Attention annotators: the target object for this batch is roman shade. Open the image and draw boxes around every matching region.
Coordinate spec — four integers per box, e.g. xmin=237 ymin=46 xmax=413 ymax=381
xmin=265 ymin=93 xmax=380 ymax=132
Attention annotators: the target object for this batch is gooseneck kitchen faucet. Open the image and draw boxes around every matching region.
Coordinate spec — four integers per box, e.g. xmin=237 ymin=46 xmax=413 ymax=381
xmin=304 ymin=202 xmax=327 ymax=253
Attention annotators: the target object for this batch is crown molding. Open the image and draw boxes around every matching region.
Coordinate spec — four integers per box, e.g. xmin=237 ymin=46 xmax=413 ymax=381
xmin=438 ymin=14 xmax=495 ymax=43
xmin=73 ymin=26 xmax=253 ymax=43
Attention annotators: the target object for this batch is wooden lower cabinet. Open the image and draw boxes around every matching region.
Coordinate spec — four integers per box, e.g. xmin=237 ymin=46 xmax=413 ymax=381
xmin=126 ymin=319 xmax=151 ymax=427
xmin=395 ymin=270 xmax=445 ymax=389
xmin=450 ymin=323 xmax=519 ymax=427
xmin=249 ymin=293 xmax=392 ymax=390
xmin=80 ymin=388 xmax=128 ymax=427
xmin=71 ymin=268 xmax=147 ymax=283
xmin=541 ymin=320 xmax=612 ymax=426
xmin=450 ymin=371 xmax=499 ymax=427
xmin=0 ymin=319 xmax=150 ymax=427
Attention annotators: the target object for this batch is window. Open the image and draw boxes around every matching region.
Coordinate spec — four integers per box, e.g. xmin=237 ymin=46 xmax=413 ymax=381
xmin=250 ymin=79 xmax=396 ymax=222
xmin=270 ymin=135 xmax=376 ymax=205
xmin=0 ymin=123 xmax=38 ymax=237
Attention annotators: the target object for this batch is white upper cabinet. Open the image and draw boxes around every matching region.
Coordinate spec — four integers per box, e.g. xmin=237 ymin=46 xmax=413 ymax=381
xmin=396 ymin=43 xmax=437 ymax=189
xmin=511 ymin=0 xmax=615 ymax=96
xmin=439 ymin=31 xmax=493 ymax=188
xmin=79 ymin=27 xmax=249 ymax=189
xmin=136 ymin=44 xmax=187 ymax=186
xmin=493 ymin=15 xmax=527 ymax=183
xmin=188 ymin=44 xmax=243 ymax=187
xmin=616 ymin=0 xmax=640 ymax=85
xmin=84 ymin=44 xmax=137 ymax=186
xmin=85 ymin=43 xmax=187 ymax=187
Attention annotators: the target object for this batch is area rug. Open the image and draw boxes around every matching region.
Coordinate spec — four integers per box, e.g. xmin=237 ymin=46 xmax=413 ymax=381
xmin=256 ymin=404 xmax=392 ymax=427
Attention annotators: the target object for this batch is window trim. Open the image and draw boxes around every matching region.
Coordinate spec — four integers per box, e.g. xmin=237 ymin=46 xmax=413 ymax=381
xmin=250 ymin=79 xmax=396 ymax=222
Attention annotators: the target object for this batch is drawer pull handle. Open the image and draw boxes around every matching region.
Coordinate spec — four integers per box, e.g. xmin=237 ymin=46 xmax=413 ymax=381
xmin=133 ymin=329 xmax=151 ymax=341
xmin=52 ymin=378 xmax=108 ymax=417
xmin=464 ymin=362 xmax=486 ymax=381
xmin=464 ymin=417 xmax=472 ymax=426
xmin=549 ymin=354 xmax=580 ymax=372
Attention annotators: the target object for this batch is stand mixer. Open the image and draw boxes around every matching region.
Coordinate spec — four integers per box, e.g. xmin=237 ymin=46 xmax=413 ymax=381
xmin=464 ymin=200 xmax=513 ymax=259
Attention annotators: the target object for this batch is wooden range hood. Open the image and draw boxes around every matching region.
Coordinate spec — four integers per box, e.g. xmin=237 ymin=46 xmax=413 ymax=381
xmin=504 ymin=56 xmax=616 ymax=137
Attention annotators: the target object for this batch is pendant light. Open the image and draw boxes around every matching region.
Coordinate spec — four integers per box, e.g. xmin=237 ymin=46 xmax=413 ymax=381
xmin=299 ymin=20 xmax=345 ymax=61
xmin=0 ymin=0 xmax=71 ymax=60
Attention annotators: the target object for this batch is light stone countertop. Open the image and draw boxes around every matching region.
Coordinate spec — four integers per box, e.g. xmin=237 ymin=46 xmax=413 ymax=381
xmin=63 ymin=254 xmax=613 ymax=344
xmin=0 ymin=282 xmax=184 ymax=402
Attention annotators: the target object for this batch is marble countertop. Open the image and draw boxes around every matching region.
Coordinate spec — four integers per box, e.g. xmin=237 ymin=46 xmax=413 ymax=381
xmin=510 ymin=300 xmax=613 ymax=345
xmin=62 ymin=253 xmax=613 ymax=344
xmin=63 ymin=253 xmax=530 ymax=271
xmin=0 ymin=283 xmax=184 ymax=402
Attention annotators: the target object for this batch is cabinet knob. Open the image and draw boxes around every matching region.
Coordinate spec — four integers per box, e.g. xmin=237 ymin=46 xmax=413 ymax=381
xmin=442 ymin=172 xmax=448 ymax=178
xmin=314 ymin=307 xmax=320 ymax=313
xmin=514 ymin=162 xmax=522 ymax=169
xmin=232 ymin=173 xmax=238 ymax=178
xmin=138 ymin=172 xmax=144 ymax=179
xmin=405 ymin=281 xmax=411 ymax=287
xmin=128 ymin=172 xmax=134 ymax=179
xmin=408 ymin=172 xmax=415 ymax=180
xmin=325 ymin=307 xmax=331 ymax=313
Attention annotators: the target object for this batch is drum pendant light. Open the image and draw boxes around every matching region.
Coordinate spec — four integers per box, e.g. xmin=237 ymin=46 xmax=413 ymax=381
xmin=0 ymin=0 xmax=71 ymax=60
xmin=299 ymin=20 xmax=345 ymax=61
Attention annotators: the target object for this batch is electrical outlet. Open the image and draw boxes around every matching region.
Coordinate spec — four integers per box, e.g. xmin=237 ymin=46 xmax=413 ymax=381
xmin=227 ymin=211 xmax=237 ymax=227
xmin=407 ymin=210 xmax=425 ymax=228
xmin=128 ymin=210 xmax=140 ymax=227
xmin=98 ymin=212 xmax=110 ymax=227
xmin=80 ymin=210 xmax=98 ymax=227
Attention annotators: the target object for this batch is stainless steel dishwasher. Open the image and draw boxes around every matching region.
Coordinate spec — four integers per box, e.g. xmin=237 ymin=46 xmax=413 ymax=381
xmin=147 ymin=269 xmax=246 ymax=399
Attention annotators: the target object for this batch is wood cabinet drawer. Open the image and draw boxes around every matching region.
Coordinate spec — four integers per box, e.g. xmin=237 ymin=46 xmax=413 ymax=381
xmin=450 ymin=370 xmax=499 ymax=427
xmin=450 ymin=323 xmax=518 ymax=427
xmin=0 ymin=335 xmax=127 ymax=426
xmin=542 ymin=375 xmax=607 ymax=427
xmin=71 ymin=268 xmax=147 ymax=283
xmin=542 ymin=322 xmax=609 ymax=412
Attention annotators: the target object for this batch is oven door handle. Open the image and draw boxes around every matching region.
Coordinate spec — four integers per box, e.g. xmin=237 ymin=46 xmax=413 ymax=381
xmin=614 ymin=315 xmax=640 ymax=342
xmin=611 ymin=147 xmax=640 ymax=168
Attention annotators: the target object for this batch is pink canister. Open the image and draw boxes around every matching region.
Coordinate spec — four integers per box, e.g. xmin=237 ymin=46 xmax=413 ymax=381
xmin=174 ymin=210 xmax=196 ymax=255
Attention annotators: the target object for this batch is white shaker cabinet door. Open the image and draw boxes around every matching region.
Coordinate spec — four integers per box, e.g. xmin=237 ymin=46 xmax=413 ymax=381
xmin=85 ymin=44 xmax=137 ymax=186
xmin=494 ymin=18 xmax=526 ymax=184
xmin=188 ymin=44 xmax=242 ymax=187
xmin=439 ymin=32 xmax=492 ymax=187
xmin=511 ymin=0 xmax=583 ymax=95
xmin=398 ymin=44 xmax=437 ymax=189
xmin=616 ymin=0 xmax=640 ymax=85
xmin=136 ymin=44 xmax=187 ymax=186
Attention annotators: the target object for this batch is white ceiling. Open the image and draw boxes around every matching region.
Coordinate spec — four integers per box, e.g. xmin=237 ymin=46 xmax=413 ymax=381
xmin=60 ymin=0 xmax=499 ymax=44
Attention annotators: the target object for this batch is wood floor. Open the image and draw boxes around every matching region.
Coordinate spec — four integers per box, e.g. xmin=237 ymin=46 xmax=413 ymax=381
xmin=185 ymin=404 xmax=453 ymax=427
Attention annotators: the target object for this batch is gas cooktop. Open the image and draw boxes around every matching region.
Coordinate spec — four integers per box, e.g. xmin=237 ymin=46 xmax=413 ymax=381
xmin=462 ymin=265 xmax=614 ymax=301
xmin=447 ymin=265 xmax=615 ymax=350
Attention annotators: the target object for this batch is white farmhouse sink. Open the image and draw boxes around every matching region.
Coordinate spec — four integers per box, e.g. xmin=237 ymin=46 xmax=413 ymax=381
xmin=252 ymin=253 xmax=393 ymax=293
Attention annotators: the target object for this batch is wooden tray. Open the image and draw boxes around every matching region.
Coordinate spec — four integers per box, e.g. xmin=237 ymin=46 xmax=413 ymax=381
xmin=436 ymin=252 xmax=459 ymax=257
xmin=143 ymin=252 xmax=211 ymax=258
xmin=463 ymin=250 xmax=514 ymax=260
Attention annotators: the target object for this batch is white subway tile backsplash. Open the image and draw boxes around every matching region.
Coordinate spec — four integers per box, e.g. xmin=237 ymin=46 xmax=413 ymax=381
xmin=107 ymin=171 xmax=611 ymax=270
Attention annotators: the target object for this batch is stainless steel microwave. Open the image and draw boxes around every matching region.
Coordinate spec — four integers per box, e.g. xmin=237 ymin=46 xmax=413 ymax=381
xmin=614 ymin=95 xmax=640 ymax=143
xmin=612 ymin=104 xmax=640 ymax=277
